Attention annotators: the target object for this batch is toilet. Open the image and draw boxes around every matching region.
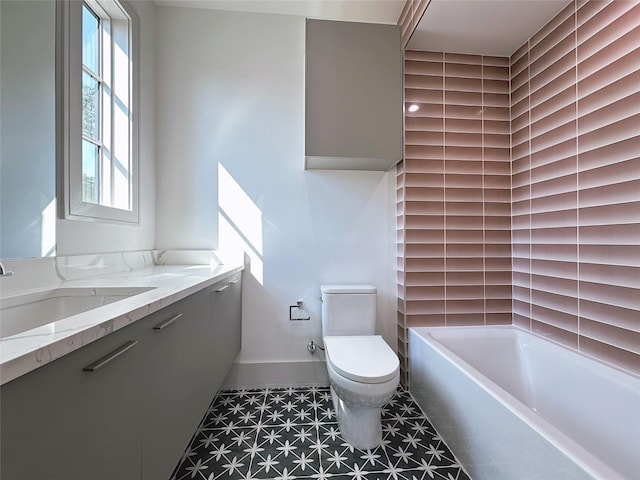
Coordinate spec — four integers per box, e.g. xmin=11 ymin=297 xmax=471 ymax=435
xmin=320 ymin=284 xmax=400 ymax=450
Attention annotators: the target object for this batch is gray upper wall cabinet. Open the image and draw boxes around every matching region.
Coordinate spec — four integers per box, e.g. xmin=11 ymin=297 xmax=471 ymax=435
xmin=305 ymin=19 xmax=403 ymax=171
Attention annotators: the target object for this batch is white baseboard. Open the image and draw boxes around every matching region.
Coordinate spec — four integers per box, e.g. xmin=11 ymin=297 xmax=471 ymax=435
xmin=222 ymin=361 xmax=329 ymax=389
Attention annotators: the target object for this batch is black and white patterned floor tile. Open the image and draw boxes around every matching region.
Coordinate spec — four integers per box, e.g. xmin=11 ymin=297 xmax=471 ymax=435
xmin=171 ymin=386 xmax=471 ymax=480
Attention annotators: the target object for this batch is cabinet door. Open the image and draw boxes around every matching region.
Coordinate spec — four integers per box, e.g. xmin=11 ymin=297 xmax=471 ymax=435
xmin=209 ymin=276 xmax=233 ymax=382
xmin=207 ymin=272 xmax=242 ymax=386
xmin=141 ymin=287 xmax=219 ymax=480
xmin=305 ymin=19 xmax=402 ymax=170
xmin=1 ymin=321 xmax=145 ymax=480
xmin=227 ymin=271 xmax=242 ymax=364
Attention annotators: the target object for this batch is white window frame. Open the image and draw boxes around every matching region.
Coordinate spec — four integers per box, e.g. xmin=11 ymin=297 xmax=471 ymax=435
xmin=61 ymin=0 xmax=139 ymax=224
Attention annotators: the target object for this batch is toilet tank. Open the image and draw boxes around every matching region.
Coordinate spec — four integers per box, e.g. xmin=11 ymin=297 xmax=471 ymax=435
xmin=320 ymin=284 xmax=377 ymax=336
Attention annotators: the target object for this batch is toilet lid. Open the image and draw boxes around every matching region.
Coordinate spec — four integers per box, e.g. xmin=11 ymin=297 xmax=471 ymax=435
xmin=324 ymin=335 xmax=399 ymax=384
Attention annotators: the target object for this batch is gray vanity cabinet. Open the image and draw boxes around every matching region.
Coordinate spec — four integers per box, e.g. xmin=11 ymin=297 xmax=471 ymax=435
xmin=1 ymin=272 xmax=243 ymax=480
xmin=0 ymin=317 xmax=147 ymax=480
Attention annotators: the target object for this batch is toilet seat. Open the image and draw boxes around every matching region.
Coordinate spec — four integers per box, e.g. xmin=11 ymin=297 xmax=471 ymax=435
xmin=324 ymin=335 xmax=399 ymax=384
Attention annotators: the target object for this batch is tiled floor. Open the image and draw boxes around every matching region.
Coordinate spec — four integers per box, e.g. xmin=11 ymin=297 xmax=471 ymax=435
xmin=171 ymin=386 xmax=471 ymax=480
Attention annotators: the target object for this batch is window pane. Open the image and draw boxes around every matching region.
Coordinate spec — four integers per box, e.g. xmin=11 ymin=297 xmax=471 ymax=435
xmin=82 ymin=71 xmax=99 ymax=139
xmin=82 ymin=140 xmax=99 ymax=204
xmin=82 ymin=5 xmax=99 ymax=73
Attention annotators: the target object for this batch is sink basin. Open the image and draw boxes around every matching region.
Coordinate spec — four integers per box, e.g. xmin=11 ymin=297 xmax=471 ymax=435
xmin=0 ymin=287 xmax=156 ymax=339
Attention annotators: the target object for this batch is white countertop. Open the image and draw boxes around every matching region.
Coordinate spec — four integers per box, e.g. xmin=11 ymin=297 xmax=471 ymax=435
xmin=0 ymin=259 xmax=243 ymax=385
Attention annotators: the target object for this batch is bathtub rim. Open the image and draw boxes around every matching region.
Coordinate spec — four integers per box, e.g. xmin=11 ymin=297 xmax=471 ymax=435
xmin=409 ymin=325 xmax=635 ymax=480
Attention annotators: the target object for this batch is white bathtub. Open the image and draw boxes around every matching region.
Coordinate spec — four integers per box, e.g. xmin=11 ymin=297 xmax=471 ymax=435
xmin=409 ymin=326 xmax=640 ymax=480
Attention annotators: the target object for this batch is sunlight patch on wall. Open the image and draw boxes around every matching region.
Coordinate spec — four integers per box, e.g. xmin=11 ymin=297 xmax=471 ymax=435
xmin=41 ymin=198 xmax=56 ymax=257
xmin=218 ymin=163 xmax=263 ymax=284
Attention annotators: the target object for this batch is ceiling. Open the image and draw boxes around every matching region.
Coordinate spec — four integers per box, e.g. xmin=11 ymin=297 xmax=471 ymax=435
xmin=154 ymin=0 xmax=571 ymax=57
xmin=408 ymin=0 xmax=571 ymax=56
xmin=153 ymin=0 xmax=406 ymax=24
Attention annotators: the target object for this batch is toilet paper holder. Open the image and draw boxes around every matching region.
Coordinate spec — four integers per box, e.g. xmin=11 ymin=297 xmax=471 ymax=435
xmin=289 ymin=300 xmax=310 ymax=321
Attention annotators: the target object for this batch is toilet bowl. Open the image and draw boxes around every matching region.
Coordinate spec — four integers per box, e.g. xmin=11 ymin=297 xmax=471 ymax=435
xmin=324 ymin=335 xmax=400 ymax=450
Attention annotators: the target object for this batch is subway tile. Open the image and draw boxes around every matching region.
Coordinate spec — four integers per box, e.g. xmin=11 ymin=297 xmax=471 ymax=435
xmin=407 ymin=299 xmax=446 ymax=315
xmin=444 ymin=132 xmax=483 ymax=147
xmin=484 ymin=119 xmax=511 ymax=135
xmin=406 ymin=314 xmax=445 ymax=327
xmin=483 ymin=106 xmax=511 ymax=121
xmin=483 ymin=55 xmax=510 ymax=68
xmin=405 ymin=116 xmax=444 ymax=132
xmin=405 ymin=241 xmax=445 ymax=257
xmin=444 ymin=299 xmax=485 ymax=316
xmin=404 ymin=73 xmax=444 ymax=89
xmin=405 ymin=88 xmax=445 ymax=103
xmin=483 ymin=64 xmax=510 ymax=80
xmin=405 ymin=50 xmax=444 ymax=63
xmin=484 ymin=147 xmax=511 ymax=161
xmin=486 ymin=271 xmax=513 ymax=285
xmin=531 ymin=319 xmax=579 ymax=348
xmin=445 ymin=52 xmax=483 ymax=65
xmin=579 ymin=336 xmax=640 ymax=375
xmin=486 ymin=312 xmax=513 ymax=325
xmin=445 ymin=90 xmax=483 ymax=106
xmin=483 ymin=92 xmax=510 ymax=107
xmin=405 ymin=59 xmax=444 ymax=76
xmin=405 ymin=130 xmax=447 ymax=146
xmin=445 ymin=62 xmax=483 ymax=80
xmin=484 ymin=78 xmax=510 ymax=94
xmin=580 ymin=318 xmax=640 ymax=355
xmin=405 ymin=257 xmax=444 ymax=275
xmin=444 ymin=146 xmax=483 ymax=161
xmin=484 ymin=160 xmax=511 ymax=175
xmin=484 ymin=134 xmax=510 ymax=149
xmin=579 ymin=298 xmax=640 ymax=333
xmin=445 ymin=256 xmax=484 ymax=271
xmin=444 ymin=76 xmax=483 ymax=92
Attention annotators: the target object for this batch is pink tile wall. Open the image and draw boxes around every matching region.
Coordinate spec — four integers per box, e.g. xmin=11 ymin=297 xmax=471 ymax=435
xmin=398 ymin=50 xmax=512 ymax=383
xmin=399 ymin=0 xmax=640 ymax=381
xmin=511 ymin=0 xmax=640 ymax=374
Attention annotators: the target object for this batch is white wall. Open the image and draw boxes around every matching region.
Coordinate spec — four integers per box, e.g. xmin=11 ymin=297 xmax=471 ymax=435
xmin=0 ymin=1 xmax=56 ymax=259
xmin=155 ymin=6 xmax=397 ymax=366
xmin=56 ymin=0 xmax=156 ymax=256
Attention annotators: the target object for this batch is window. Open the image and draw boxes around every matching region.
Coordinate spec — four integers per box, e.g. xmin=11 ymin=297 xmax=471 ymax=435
xmin=63 ymin=0 xmax=138 ymax=223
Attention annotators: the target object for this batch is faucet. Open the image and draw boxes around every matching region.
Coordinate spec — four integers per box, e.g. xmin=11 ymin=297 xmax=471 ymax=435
xmin=0 ymin=261 xmax=13 ymax=277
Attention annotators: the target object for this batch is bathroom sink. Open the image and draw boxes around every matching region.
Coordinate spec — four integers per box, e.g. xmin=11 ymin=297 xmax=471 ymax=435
xmin=0 ymin=286 xmax=156 ymax=339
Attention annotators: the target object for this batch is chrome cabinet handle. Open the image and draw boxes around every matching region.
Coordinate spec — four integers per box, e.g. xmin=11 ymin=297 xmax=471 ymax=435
xmin=215 ymin=285 xmax=228 ymax=293
xmin=229 ymin=279 xmax=239 ymax=285
xmin=153 ymin=313 xmax=183 ymax=330
xmin=83 ymin=340 xmax=139 ymax=372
